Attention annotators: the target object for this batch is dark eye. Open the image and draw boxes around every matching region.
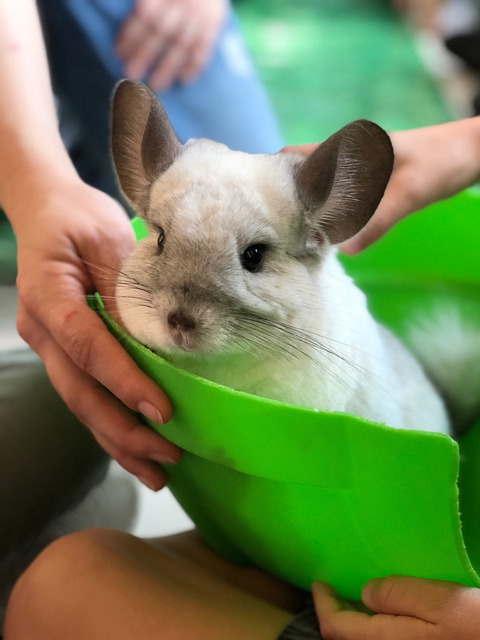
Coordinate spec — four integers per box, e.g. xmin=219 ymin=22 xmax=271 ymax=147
xmin=240 ymin=244 xmax=266 ymax=273
xmin=157 ymin=227 xmax=165 ymax=253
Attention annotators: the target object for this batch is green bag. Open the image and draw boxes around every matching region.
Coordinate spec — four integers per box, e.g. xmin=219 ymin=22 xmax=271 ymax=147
xmin=94 ymin=189 xmax=480 ymax=598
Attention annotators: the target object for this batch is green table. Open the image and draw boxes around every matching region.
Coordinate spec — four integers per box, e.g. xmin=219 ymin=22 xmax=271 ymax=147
xmin=95 ymin=189 xmax=480 ymax=598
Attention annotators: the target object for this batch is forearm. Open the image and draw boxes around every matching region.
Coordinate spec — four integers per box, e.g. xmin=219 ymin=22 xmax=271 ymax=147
xmin=341 ymin=116 xmax=480 ymax=253
xmin=0 ymin=0 xmax=77 ymax=225
xmin=399 ymin=116 xmax=480 ymax=196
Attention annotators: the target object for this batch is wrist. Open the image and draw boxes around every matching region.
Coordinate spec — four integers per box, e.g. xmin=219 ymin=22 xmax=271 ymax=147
xmin=451 ymin=116 xmax=480 ymax=187
xmin=467 ymin=116 xmax=480 ymax=183
xmin=0 ymin=132 xmax=81 ymax=228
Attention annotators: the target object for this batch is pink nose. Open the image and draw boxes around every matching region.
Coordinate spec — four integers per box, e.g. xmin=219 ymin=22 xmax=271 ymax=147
xmin=167 ymin=310 xmax=196 ymax=332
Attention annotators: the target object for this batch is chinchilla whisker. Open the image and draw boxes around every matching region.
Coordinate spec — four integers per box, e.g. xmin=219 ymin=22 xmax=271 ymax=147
xmin=230 ymin=334 xmax=266 ymax=359
xmin=115 ymin=281 xmax=153 ymax=296
xmin=81 ymin=259 xmax=122 ymax=279
xmin=254 ymin=315 xmax=371 ymax=381
xmin=253 ymin=318 xmax=395 ymax=401
xmin=237 ymin=311 xmax=362 ymax=372
xmin=235 ymin=313 xmax=359 ymax=393
xmin=118 ymin=297 xmax=156 ymax=309
xmin=233 ymin=318 xmax=355 ymax=394
xmin=96 ymin=295 xmax=117 ymax=301
xmin=234 ymin=325 xmax=303 ymax=364
xmin=262 ymin=317 xmax=361 ymax=363
xmin=81 ymin=258 xmax=154 ymax=294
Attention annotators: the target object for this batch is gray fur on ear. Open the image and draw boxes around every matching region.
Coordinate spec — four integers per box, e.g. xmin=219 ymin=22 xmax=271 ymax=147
xmin=110 ymin=79 xmax=181 ymax=212
xmin=295 ymin=120 xmax=394 ymax=246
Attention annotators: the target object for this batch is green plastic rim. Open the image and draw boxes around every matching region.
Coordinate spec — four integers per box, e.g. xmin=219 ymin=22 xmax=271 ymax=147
xmin=94 ymin=189 xmax=480 ymax=598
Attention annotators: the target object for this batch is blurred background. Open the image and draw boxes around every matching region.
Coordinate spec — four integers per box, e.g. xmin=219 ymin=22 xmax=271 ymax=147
xmin=233 ymin=0 xmax=480 ymax=143
xmin=134 ymin=0 xmax=480 ymax=537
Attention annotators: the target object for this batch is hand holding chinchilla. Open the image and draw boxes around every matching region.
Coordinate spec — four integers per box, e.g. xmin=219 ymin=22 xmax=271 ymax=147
xmin=111 ymin=80 xmax=472 ymax=435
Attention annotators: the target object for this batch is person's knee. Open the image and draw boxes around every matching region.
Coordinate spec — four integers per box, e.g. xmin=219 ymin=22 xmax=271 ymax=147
xmin=4 ymin=528 xmax=129 ymax=636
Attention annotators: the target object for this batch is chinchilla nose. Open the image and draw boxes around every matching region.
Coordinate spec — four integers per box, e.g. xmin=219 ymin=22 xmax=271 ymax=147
xmin=167 ymin=309 xmax=197 ymax=332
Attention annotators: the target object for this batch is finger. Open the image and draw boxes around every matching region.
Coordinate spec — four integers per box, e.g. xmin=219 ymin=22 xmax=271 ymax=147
xmin=151 ymin=2 xmax=183 ymax=41
xmin=116 ymin=0 xmax=168 ymax=58
xmin=340 ymin=187 xmax=409 ymax=255
xmin=340 ymin=212 xmax=393 ymax=255
xmin=16 ymin=306 xmax=170 ymax=489
xmin=17 ymin=299 xmax=177 ymax=444
xmin=280 ymin=143 xmax=320 ymax=157
xmin=41 ymin=320 xmax=179 ymax=458
xmin=116 ymin=13 xmax=147 ymax=61
xmin=148 ymin=44 xmax=188 ymax=92
xmin=313 ymin=582 xmax=431 ymax=640
xmin=22 ymin=285 xmax=172 ymax=423
xmin=312 ymin=582 xmax=374 ymax=639
xmin=178 ymin=30 xmax=215 ymax=84
xmin=362 ymin=575 xmax=463 ymax=623
xmin=94 ymin=431 xmax=168 ymax=492
xmin=124 ymin=30 xmax=167 ymax=82
xmin=29 ymin=314 xmax=180 ymax=489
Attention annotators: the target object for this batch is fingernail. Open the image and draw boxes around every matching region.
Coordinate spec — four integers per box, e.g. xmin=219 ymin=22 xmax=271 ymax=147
xmin=138 ymin=401 xmax=164 ymax=425
xmin=138 ymin=475 xmax=160 ymax=492
xmin=149 ymin=452 xmax=180 ymax=466
xmin=362 ymin=578 xmax=382 ymax=601
xmin=339 ymin=241 xmax=357 ymax=255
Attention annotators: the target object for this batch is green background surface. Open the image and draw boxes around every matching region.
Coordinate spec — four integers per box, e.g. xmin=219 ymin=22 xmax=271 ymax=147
xmin=95 ymin=189 xmax=480 ymax=598
xmin=234 ymin=0 xmax=452 ymax=144
xmin=5 ymin=0 xmax=479 ymax=598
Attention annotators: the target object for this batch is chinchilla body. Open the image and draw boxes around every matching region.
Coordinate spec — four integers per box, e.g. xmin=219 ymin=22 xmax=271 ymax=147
xmin=111 ymin=80 xmax=452 ymax=434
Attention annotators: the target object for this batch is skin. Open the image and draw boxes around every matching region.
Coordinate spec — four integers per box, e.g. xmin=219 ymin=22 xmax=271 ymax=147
xmin=285 ymin=117 xmax=480 ymax=254
xmin=0 ymin=0 xmax=180 ymax=491
xmin=313 ymin=576 xmax=480 ymax=639
xmin=6 ymin=530 xmax=480 ymax=640
xmin=3 ymin=3 xmax=480 ymax=636
xmin=4 ymin=529 xmax=302 ymax=639
xmin=8 ymin=117 xmax=480 ymax=635
xmin=392 ymin=0 xmax=444 ymax=29
xmin=115 ymin=0 xmax=227 ymax=92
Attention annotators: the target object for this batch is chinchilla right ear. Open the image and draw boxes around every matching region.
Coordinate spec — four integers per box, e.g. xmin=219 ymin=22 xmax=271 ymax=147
xmin=110 ymin=79 xmax=181 ymax=214
xmin=295 ymin=119 xmax=394 ymax=247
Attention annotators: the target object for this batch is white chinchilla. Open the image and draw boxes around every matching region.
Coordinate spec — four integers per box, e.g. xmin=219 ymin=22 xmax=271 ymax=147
xmin=111 ymin=79 xmax=452 ymax=434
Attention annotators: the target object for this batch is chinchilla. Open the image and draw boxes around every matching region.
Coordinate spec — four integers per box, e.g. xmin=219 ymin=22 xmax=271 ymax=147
xmin=110 ymin=79 xmax=455 ymax=434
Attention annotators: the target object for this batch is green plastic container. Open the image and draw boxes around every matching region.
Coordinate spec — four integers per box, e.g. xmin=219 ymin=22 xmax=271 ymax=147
xmin=94 ymin=189 xmax=480 ymax=598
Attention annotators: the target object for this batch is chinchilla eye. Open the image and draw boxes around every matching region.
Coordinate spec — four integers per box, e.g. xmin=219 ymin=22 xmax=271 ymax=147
xmin=157 ymin=227 xmax=165 ymax=253
xmin=240 ymin=244 xmax=266 ymax=273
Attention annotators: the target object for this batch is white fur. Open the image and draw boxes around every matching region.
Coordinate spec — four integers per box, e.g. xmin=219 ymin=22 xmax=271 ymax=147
xmin=408 ymin=307 xmax=480 ymax=430
xmin=116 ymin=140 xmax=451 ymax=434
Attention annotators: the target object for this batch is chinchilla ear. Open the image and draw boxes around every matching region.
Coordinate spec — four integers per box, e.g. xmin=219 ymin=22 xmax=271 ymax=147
xmin=110 ymin=79 xmax=181 ymax=213
xmin=295 ymin=120 xmax=394 ymax=246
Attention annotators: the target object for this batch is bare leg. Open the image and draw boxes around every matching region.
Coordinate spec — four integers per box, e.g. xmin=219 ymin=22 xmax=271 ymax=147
xmin=5 ymin=528 xmax=303 ymax=640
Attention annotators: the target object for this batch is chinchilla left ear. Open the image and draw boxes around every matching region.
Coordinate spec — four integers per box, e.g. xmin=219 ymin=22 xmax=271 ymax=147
xmin=110 ymin=79 xmax=181 ymax=213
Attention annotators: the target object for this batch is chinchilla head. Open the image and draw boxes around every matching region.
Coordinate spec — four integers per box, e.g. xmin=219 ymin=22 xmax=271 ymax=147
xmin=110 ymin=80 xmax=393 ymax=360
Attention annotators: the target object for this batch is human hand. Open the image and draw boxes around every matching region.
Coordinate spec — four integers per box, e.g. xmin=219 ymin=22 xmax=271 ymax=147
xmin=284 ymin=118 xmax=480 ymax=254
xmin=342 ymin=120 xmax=480 ymax=254
xmin=313 ymin=575 xmax=480 ymax=639
xmin=391 ymin=0 xmax=444 ymax=30
xmin=12 ymin=176 xmax=181 ymax=491
xmin=116 ymin=0 xmax=227 ymax=92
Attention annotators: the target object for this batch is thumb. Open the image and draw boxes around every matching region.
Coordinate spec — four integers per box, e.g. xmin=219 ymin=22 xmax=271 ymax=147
xmin=362 ymin=575 xmax=457 ymax=623
xmin=83 ymin=219 xmax=136 ymax=321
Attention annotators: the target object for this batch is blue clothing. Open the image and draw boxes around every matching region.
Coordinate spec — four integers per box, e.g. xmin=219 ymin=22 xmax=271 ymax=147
xmin=38 ymin=0 xmax=283 ymax=195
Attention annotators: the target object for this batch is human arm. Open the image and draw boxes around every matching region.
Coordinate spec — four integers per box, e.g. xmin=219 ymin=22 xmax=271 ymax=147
xmin=115 ymin=0 xmax=227 ymax=92
xmin=342 ymin=118 xmax=480 ymax=253
xmin=285 ymin=117 xmax=480 ymax=254
xmin=0 ymin=0 xmax=180 ymax=490
xmin=313 ymin=575 xmax=480 ymax=639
